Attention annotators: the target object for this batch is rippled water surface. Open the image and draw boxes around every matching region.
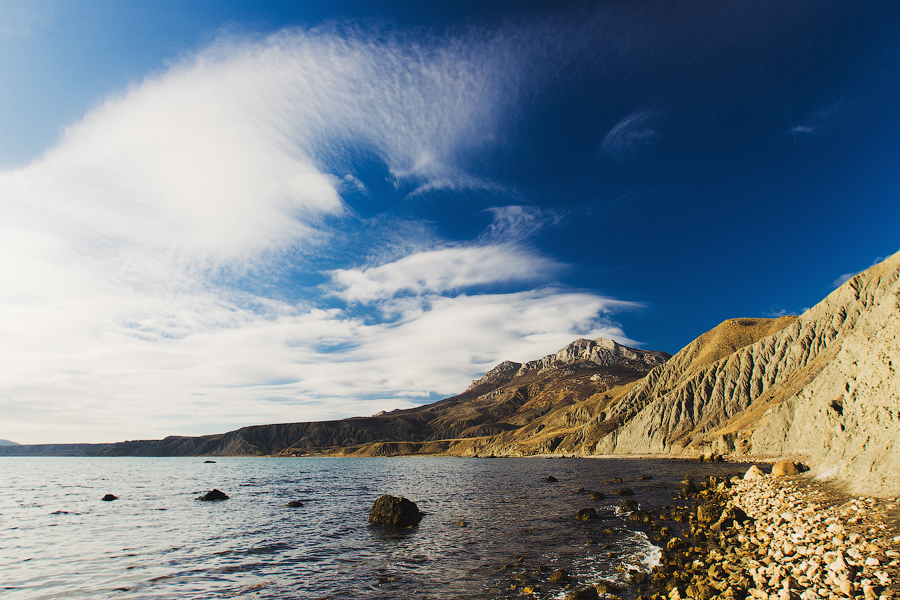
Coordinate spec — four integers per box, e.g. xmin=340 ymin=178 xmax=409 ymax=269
xmin=0 ymin=457 xmax=747 ymax=599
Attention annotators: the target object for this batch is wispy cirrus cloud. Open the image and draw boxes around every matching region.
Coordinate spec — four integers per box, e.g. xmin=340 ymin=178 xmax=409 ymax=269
xmin=599 ymin=109 xmax=661 ymax=162
xmin=482 ymin=205 xmax=563 ymax=242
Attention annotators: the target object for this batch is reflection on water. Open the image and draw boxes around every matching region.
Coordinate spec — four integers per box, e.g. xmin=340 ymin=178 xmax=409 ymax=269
xmin=0 ymin=456 xmax=747 ymax=599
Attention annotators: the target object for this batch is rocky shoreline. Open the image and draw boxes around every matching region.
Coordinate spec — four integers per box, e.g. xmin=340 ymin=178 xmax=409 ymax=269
xmin=604 ymin=467 xmax=900 ymax=600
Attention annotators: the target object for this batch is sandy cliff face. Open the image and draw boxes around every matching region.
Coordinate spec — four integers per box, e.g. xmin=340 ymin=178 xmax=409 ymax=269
xmin=589 ymin=251 xmax=900 ymax=495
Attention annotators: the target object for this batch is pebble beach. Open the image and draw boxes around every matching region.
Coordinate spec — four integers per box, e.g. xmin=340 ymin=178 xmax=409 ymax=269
xmin=618 ymin=465 xmax=900 ymax=600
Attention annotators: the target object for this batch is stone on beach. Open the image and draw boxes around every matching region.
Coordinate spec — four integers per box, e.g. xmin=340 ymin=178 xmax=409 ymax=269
xmin=771 ymin=460 xmax=807 ymax=477
xmin=744 ymin=465 xmax=765 ymax=480
xmin=368 ymin=494 xmax=423 ymax=527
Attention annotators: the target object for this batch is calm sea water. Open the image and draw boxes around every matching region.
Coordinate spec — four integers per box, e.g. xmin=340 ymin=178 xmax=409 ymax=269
xmin=0 ymin=457 xmax=747 ymax=599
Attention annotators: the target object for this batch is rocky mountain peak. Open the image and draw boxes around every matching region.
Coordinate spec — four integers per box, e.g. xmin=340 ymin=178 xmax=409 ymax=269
xmin=466 ymin=338 xmax=670 ymax=392
xmin=515 ymin=337 xmax=670 ymax=377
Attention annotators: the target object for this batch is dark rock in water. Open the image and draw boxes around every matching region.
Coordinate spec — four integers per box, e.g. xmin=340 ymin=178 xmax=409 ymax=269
xmin=453 ymin=520 xmax=468 ymax=527
xmin=545 ymin=475 xmax=558 ymax=483
xmin=196 ymin=489 xmax=229 ymax=501
xmin=101 ymin=494 xmax=118 ymax=501
xmin=565 ymin=587 xmax=600 ymax=600
xmin=284 ymin=500 xmax=304 ymax=508
xmin=368 ymin=494 xmax=423 ymax=527
xmin=638 ymin=473 xmax=653 ymax=480
xmin=574 ymin=486 xmax=585 ymax=493
xmin=548 ymin=568 xmax=571 ymax=583
xmin=679 ymin=477 xmax=698 ymax=495
xmin=575 ymin=507 xmax=599 ymax=521
xmin=627 ymin=509 xmax=651 ymax=524
xmin=618 ymin=498 xmax=639 ymax=512
xmin=612 ymin=487 xmax=634 ymax=496
xmin=604 ymin=477 xmax=623 ymax=484
xmin=590 ymin=491 xmax=605 ymax=501
xmin=203 ymin=460 xmax=216 ymax=463
xmin=627 ymin=569 xmax=648 ymax=584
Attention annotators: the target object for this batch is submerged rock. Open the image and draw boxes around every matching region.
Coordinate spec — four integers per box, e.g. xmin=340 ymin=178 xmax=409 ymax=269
xmin=101 ymin=494 xmax=118 ymax=501
xmin=627 ymin=509 xmax=651 ymax=524
xmin=605 ymin=477 xmax=623 ymax=484
xmin=575 ymin=507 xmax=599 ymax=521
xmin=612 ymin=487 xmax=634 ymax=496
xmin=565 ymin=586 xmax=600 ymax=599
xmin=196 ymin=489 xmax=229 ymax=501
xmin=284 ymin=500 xmax=304 ymax=508
xmin=590 ymin=491 xmax=605 ymax=501
xmin=545 ymin=475 xmax=558 ymax=483
xmin=203 ymin=460 xmax=216 ymax=463
xmin=368 ymin=494 xmax=423 ymax=527
xmin=679 ymin=476 xmax=698 ymax=495
xmin=618 ymin=498 xmax=639 ymax=512
xmin=547 ymin=568 xmax=571 ymax=583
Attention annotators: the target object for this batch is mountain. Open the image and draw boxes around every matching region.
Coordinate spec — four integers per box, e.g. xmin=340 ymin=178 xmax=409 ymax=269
xmin=584 ymin=250 xmax=900 ymax=496
xmin=0 ymin=439 xmax=20 ymax=446
xmin=84 ymin=337 xmax=669 ymax=457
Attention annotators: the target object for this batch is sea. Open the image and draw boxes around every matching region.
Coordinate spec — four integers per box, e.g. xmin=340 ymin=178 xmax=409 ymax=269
xmin=0 ymin=456 xmax=748 ymax=599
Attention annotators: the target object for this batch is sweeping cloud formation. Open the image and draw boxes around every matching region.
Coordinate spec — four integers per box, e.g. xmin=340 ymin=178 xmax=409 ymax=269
xmin=0 ymin=26 xmax=635 ymax=443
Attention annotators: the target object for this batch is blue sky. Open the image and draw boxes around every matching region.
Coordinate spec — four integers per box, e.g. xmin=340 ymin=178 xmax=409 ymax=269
xmin=1 ymin=0 xmax=899 ymax=444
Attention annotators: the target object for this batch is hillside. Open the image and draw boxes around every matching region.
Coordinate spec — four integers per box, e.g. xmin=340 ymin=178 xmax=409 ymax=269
xmin=586 ymin=250 xmax=900 ymax=495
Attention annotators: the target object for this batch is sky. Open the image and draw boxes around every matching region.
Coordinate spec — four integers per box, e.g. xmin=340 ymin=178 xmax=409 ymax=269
xmin=1 ymin=0 xmax=899 ymax=444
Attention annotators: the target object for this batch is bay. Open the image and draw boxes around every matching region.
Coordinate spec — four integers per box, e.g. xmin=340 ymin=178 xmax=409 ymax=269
xmin=0 ymin=456 xmax=746 ymax=599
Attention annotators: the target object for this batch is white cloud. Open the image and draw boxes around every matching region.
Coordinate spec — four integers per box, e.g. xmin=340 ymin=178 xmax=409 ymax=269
xmin=0 ymin=25 xmax=642 ymax=444
xmin=329 ymin=245 xmax=560 ymax=303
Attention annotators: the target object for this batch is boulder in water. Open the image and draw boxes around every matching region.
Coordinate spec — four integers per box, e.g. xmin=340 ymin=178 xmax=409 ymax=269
xmin=196 ymin=489 xmax=229 ymax=501
xmin=627 ymin=509 xmax=651 ymax=524
xmin=565 ymin=588 xmax=600 ymax=600
xmin=101 ymin=494 xmax=118 ymax=502
xmin=368 ymin=495 xmax=423 ymax=527
xmin=590 ymin=491 xmax=605 ymax=501
xmin=679 ymin=476 xmax=698 ymax=494
xmin=575 ymin=507 xmax=599 ymax=521
xmin=547 ymin=568 xmax=570 ymax=583
xmin=604 ymin=477 xmax=623 ymax=484
xmin=284 ymin=500 xmax=304 ymax=508
xmin=612 ymin=487 xmax=634 ymax=496
xmin=545 ymin=475 xmax=558 ymax=483
xmin=618 ymin=498 xmax=639 ymax=512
